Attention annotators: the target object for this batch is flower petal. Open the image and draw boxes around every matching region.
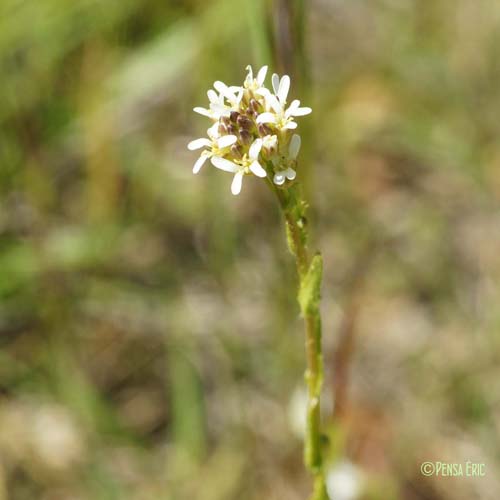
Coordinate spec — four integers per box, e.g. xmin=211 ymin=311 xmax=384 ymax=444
xmin=288 ymin=134 xmax=301 ymax=159
xmin=231 ymin=172 xmax=244 ymax=195
xmin=193 ymin=106 xmax=212 ymax=117
xmin=193 ymin=154 xmax=208 ymax=174
xmin=188 ymin=138 xmax=211 ymax=150
xmin=285 ymin=167 xmax=296 ymax=180
xmin=256 ymin=87 xmax=271 ymax=98
xmin=278 ymin=75 xmax=290 ymax=103
xmin=207 ymin=123 xmax=219 ymax=140
xmin=285 ymin=100 xmax=300 ymax=117
xmin=214 ymin=81 xmax=237 ymax=101
xmin=217 ymin=135 xmax=237 ymax=148
xmin=234 ymin=87 xmax=244 ymax=105
xmin=213 ymin=80 xmax=229 ymax=93
xmin=257 ymin=65 xmax=268 ymax=85
xmin=210 ymin=102 xmax=231 ymax=117
xmin=211 ymin=156 xmax=239 ymax=173
xmin=266 ymin=94 xmax=282 ymax=114
xmin=245 ymin=65 xmax=253 ymax=84
xmin=249 ymin=160 xmax=267 ymax=178
xmin=283 ymin=121 xmax=297 ymax=130
xmin=207 ymin=89 xmax=218 ymax=103
xmin=272 ymin=73 xmax=280 ymax=95
xmin=273 ymin=172 xmax=286 ymax=185
xmin=290 ymin=106 xmax=312 ymax=117
xmin=256 ymin=112 xmax=277 ymax=124
xmin=263 ymin=134 xmax=278 ymax=150
xmin=249 ymin=138 xmax=263 ymax=159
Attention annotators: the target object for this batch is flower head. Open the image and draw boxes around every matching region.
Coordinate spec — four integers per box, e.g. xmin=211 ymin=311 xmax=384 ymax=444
xmin=256 ymin=96 xmax=312 ymax=131
xmin=188 ymin=65 xmax=311 ymax=194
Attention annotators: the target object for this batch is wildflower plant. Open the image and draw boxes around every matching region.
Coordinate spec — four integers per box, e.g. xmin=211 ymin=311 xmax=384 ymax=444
xmin=188 ymin=66 xmax=329 ymax=500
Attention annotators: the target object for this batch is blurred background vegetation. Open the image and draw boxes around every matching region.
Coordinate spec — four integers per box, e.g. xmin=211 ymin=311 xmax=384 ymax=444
xmin=1 ymin=0 xmax=500 ymax=499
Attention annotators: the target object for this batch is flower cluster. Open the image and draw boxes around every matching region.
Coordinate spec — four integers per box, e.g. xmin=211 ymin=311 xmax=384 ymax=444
xmin=188 ymin=65 xmax=312 ymax=195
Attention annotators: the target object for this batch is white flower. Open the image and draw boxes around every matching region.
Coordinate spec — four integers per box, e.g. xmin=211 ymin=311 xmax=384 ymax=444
xmin=193 ymin=84 xmax=243 ymax=120
xmin=193 ymin=89 xmax=225 ymax=120
xmin=255 ymin=72 xmax=311 ymax=130
xmin=273 ymin=134 xmax=300 ymax=186
xmin=187 ymin=123 xmax=237 ymax=174
xmin=257 ymin=96 xmax=312 ymax=131
xmin=211 ymin=138 xmax=267 ymax=195
xmin=244 ymin=65 xmax=268 ymax=91
xmin=210 ymin=81 xmax=243 ymax=117
xmin=273 ymin=167 xmax=296 ymax=186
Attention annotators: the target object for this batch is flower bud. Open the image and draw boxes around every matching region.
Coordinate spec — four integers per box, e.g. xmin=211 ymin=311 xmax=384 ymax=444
xmin=218 ymin=122 xmax=228 ymax=135
xmin=231 ymin=144 xmax=243 ymax=158
xmin=230 ymin=111 xmax=240 ymax=123
xmin=227 ymin=123 xmax=238 ymax=135
xmin=237 ymin=115 xmax=253 ymax=130
xmin=240 ymin=91 xmax=250 ymax=107
xmin=239 ymin=129 xmax=253 ymax=145
xmin=262 ymin=134 xmax=278 ymax=155
xmin=258 ymin=123 xmax=273 ymax=136
xmin=249 ymin=98 xmax=261 ymax=113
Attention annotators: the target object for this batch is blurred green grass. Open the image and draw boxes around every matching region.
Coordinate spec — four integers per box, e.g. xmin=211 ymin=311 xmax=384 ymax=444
xmin=1 ymin=1 xmax=500 ymax=499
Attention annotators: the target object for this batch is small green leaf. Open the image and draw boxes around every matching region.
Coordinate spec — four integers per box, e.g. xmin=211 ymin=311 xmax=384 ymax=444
xmin=298 ymin=253 xmax=323 ymax=316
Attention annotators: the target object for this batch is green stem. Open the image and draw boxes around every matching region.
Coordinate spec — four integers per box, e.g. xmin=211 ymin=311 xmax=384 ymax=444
xmin=269 ymin=179 xmax=330 ymax=500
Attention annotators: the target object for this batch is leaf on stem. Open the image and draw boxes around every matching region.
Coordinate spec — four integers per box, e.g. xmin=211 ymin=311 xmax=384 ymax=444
xmin=298 ymin=253 xmax=323 ymax=316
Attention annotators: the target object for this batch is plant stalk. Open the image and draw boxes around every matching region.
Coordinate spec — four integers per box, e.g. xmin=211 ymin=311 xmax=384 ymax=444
xmin=269 ymin=179 xmax=330 ymax=500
